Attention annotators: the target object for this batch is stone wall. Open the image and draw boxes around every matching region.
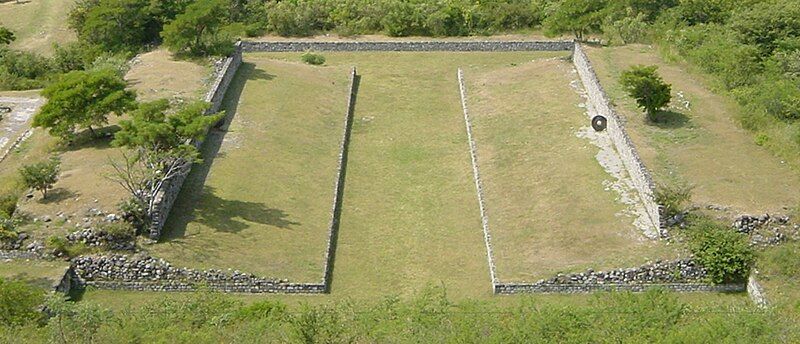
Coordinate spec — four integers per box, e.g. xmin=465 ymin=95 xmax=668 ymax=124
xmin=240 ymin=40 xmax=574 ymax=52
xmin=320 ymin=67 xmax=358 ymax=290
xmin=571 ymin=44 xmax=664 ymax=238
xmin=496 ymin=282 xmax=745 ymax=294
xmin=457 ymin=68 xmax=498 ymax=289
xmin=70 ymin=254 xmax=324 ymax=294
xmin=147 ymin=43 xmax=244 ymax=240
xmin=747 ymin=275 xmax=769 ymax=308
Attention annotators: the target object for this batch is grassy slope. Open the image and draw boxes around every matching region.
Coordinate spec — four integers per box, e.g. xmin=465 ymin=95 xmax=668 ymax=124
xmin=0 ymin=259 xmax=68 ymax=290
xmin=0 ymin=0 xmax=76 ymax=55
xmin=586 ymin=44 xmax=800 ymax=214
xmin=467 ymin=56 xmax=679 ymax=282
xmin=150 ymin=57 xmax=350 ymax=282
xmin=14 ymin=51 xmax=208 ymax=242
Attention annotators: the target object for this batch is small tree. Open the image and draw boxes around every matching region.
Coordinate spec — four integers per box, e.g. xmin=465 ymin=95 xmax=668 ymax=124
xmin=686 ymin=217 xmax=755 ymax=284
xmin=33 ymin=69 xmax=136 ymax=140
xmin=161 ymin=0 xmax=232 ymax=56
xmin=619 ymin=65 xmax=672 ymax=122
xmin=20 ymin=157 xmax=61 ymax=199
xmin=109 ymin=100 xmax=223 ymax=226
xmin=543 ymin=0 xmax=608 ymax=41
xmin=0 ymin=27 xmax=15 ymax=45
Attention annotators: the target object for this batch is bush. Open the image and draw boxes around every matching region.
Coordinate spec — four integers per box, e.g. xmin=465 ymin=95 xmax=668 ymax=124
xmin=619 ymin=65 xmax=672 ymax=121
xmin=19 ymin=157 xmax=60 ymax=200
xmin=118 ymin=198 xmax=147 ymax=233
xmin=685 ymin=217 xmax=755 ymax=284
xmin=99 ymin=221 xmax=135 ymax=244
xmin=0 ymin=193 xmax=17 ymax=218
xmin=655 ymin=182 xmax=693 ymax=218
xmin=0 ymin=278 xmax=45 ymax=327
xmin=301 ymin=52 xmax=326 ymax=65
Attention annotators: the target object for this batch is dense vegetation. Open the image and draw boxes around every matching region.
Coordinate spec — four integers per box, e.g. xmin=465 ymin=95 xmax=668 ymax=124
xmin=0 ymin=283 xmax=790 ymax=343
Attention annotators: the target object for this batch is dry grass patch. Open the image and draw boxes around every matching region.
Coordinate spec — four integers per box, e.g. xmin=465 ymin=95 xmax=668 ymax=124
xmin=466 ymin=57 xmax=679 ymax=282
xmin=148 ymin=56 xmax=350 ymax=282
xmin=126 ymin=49 xmax=210 ymax=102
xmin=0 ymin=0 xmax=76 ymax=55
xmin=586 ymin=44 xmax=800 ymax=214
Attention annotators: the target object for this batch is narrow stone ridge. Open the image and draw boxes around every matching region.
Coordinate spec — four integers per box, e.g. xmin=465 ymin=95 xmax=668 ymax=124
xmin=321 ymin=67 xmax=358 ymax=291
xmin=457 ymin=68 xmax=498 ymax=290
xmin=241 ymin=40 xmax=574 ymax=52
xmin=747 ymin=275 xmax=769 ymax=308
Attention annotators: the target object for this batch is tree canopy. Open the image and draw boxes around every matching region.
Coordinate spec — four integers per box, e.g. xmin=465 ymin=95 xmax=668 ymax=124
xmin=619 ymin=65 xmax=672 ymax=121
xmin=33 ymin=69 xmax=136 ymax=140
xmin=161 ymin=0 xmax=233 ymax=56
xmin=543 ymin=0 xmax=608 ymax=40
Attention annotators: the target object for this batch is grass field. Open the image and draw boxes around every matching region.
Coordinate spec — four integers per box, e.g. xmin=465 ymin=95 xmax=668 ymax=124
xmin=586 ymin=44 xmax=800 ymax=215
xmin=0 ymin=259 xmax=68 ymax=290
xmin=149 ymin=57 xmax=351 ymax=282
xmin=465 ymin=56 xmax=679 ymax=282
xmin=0 ymin=0 xmax=76 ymax=55
xmin=125 ymin=49 xmax=210 ymax=102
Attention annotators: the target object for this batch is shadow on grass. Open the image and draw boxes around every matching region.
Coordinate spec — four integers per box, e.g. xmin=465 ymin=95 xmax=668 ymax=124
xmin=38 ymin=188 xmax=77 ymax=205
xmin=159 ymin=60 xmax=297 ymax=241
xmin=648 ymin=110 xmax=690 ymax=129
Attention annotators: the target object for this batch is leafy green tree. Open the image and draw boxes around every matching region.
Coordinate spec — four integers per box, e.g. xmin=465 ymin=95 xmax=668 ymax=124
xmin=161 ymin=0 xmax=232 ymax=56
xmin=33 ymin=69 xmax=136 ymax=140
xmin=76 ymin=0 xmax=156 ymax=52
xmin=0 ymin=278 xmax=44 ymax=327
xmin=110 ymin=100 xmax=223 ymax=224
xmin=19 ymin=157 xmax=61 ymax=200
xmin=729 ymin=0 xmax=800 ymax=57
xmin=686 ymin=217 xmax=754 ymax=284
xmin=619 ymin=65 xmax=672 ymax=121
xmin=0 ymin=27 xmax=15 ymax=45
xmin=543 ymin=0 xmax=608 ymax=40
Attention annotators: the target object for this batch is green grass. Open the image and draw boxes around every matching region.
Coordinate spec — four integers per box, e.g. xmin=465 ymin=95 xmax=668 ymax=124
xmin=586 ymin=44 xmax=800 ymax=214
xmin=149 ymin=57 xmax=351 ymax=282
xmin=0 ymin=0 xmax=76 ymax=55
xmin=0 ymin=259 xmax=68 ymax=290
xmin=466 ymin=56 xmax=679 ymax=282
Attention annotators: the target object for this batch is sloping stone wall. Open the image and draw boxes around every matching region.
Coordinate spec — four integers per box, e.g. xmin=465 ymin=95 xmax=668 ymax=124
xmin=148 ymin=43 xmax=244 ymax=240
xmin=240 ymin=40 xmax=574 ymax=52
xmin=457 ymin=68 xmax=498 ymax=290
xmin=321 ymin=67 xmax=358 ymax=290
xmin=572 ymin=44 xmax=664 ymax=238
xmin=747 ymin=275 xmax=769 ymax=308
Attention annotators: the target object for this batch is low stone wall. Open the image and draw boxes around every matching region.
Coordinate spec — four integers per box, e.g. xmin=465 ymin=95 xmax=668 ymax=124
xmin=747 ymin=275 xmax=769 ymax=308
xmin=241 ymin=40 xmax=574 ymax=52
xmin=496 ymin=282 xmax=744 ymax=294
xmin=70 ymin=254 xmax=324 ymax=294
xmin=457 ymin=69 xmax=498 ymax=289
xmin=320 ymin=67 xmax=358 ymax=290
xmin=0 ymin=250 xmax=39 ymax=260
xmin=147 ymin=43 xmax=244 ymax=240
xmin=493 ymin=258 xmax=733 ymax=294
xmin=572 ymin=44 xmax=664 ymax=238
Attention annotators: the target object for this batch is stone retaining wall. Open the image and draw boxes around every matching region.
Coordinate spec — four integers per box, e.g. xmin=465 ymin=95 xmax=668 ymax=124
xmin=457 ymin=68 xmax=498 ymax=289
xmin=147 ymin=43 xmax=244 ymax=240
xmin=0 ymin=250 xmax=39 ymax=260
xmin=496 ymin=283 xmax=744 ymax=294
xmin=240 ymin=40 xmax=574 ymax=53
xmin=320 ymin=67 xmax=358 ymax=290
xmin=572 ymin=44 xmax=664 ymax=238
xmin=747 ymin=275 xmax=769 ymax=308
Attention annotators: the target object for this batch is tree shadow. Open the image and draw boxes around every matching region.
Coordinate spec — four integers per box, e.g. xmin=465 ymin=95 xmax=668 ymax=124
xmin=57 ymin=125 xmax=121 ymax=152
xmin=648 ymin=110 xmax=690 ymax=129
xmin=159 ymin=59 xmax=297 ymax=241
xmin=38 ymin=188 xmax=78 ymax=205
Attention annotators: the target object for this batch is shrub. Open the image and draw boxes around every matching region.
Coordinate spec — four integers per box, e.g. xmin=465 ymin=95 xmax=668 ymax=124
xmin=99 ymin=221 xmax=135 ymax=244
xmin=301 ymin=52 xmax=326 ymax=65
xmin=655 ymin=182 xmax=693 ymax=218
xmin=118 ymin=198 xmax=147 ymax=233
xmin=685 ymin=217 xmax=754 ymax=284
xmin=0 ymin=192 xmax=17 ymax=218
xmin=19 ymin=157 xmax=61 ymax=200
xmin=0 ymin=278 xmax=44 ymax=327
xmin=619 ymin=65 xmax=672 ymax=122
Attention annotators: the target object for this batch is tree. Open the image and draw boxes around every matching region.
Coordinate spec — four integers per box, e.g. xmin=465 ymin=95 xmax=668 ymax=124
xmin=33 ymin=69 xmax=136 ymax=140
xmin=109 ymin=100 xmax=224 ymax=227
xmin=543 ymin=0 xmax=608 ymax=40
xmin=619 ymin=65 xmax=672 ymax=121
xmin=0 ymin=27 xmax=15 ymax=45
xmin=19 ymin=157 xmax=61 ymax=200
xmin=161 ymin=0 xmax=232 ymax=56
